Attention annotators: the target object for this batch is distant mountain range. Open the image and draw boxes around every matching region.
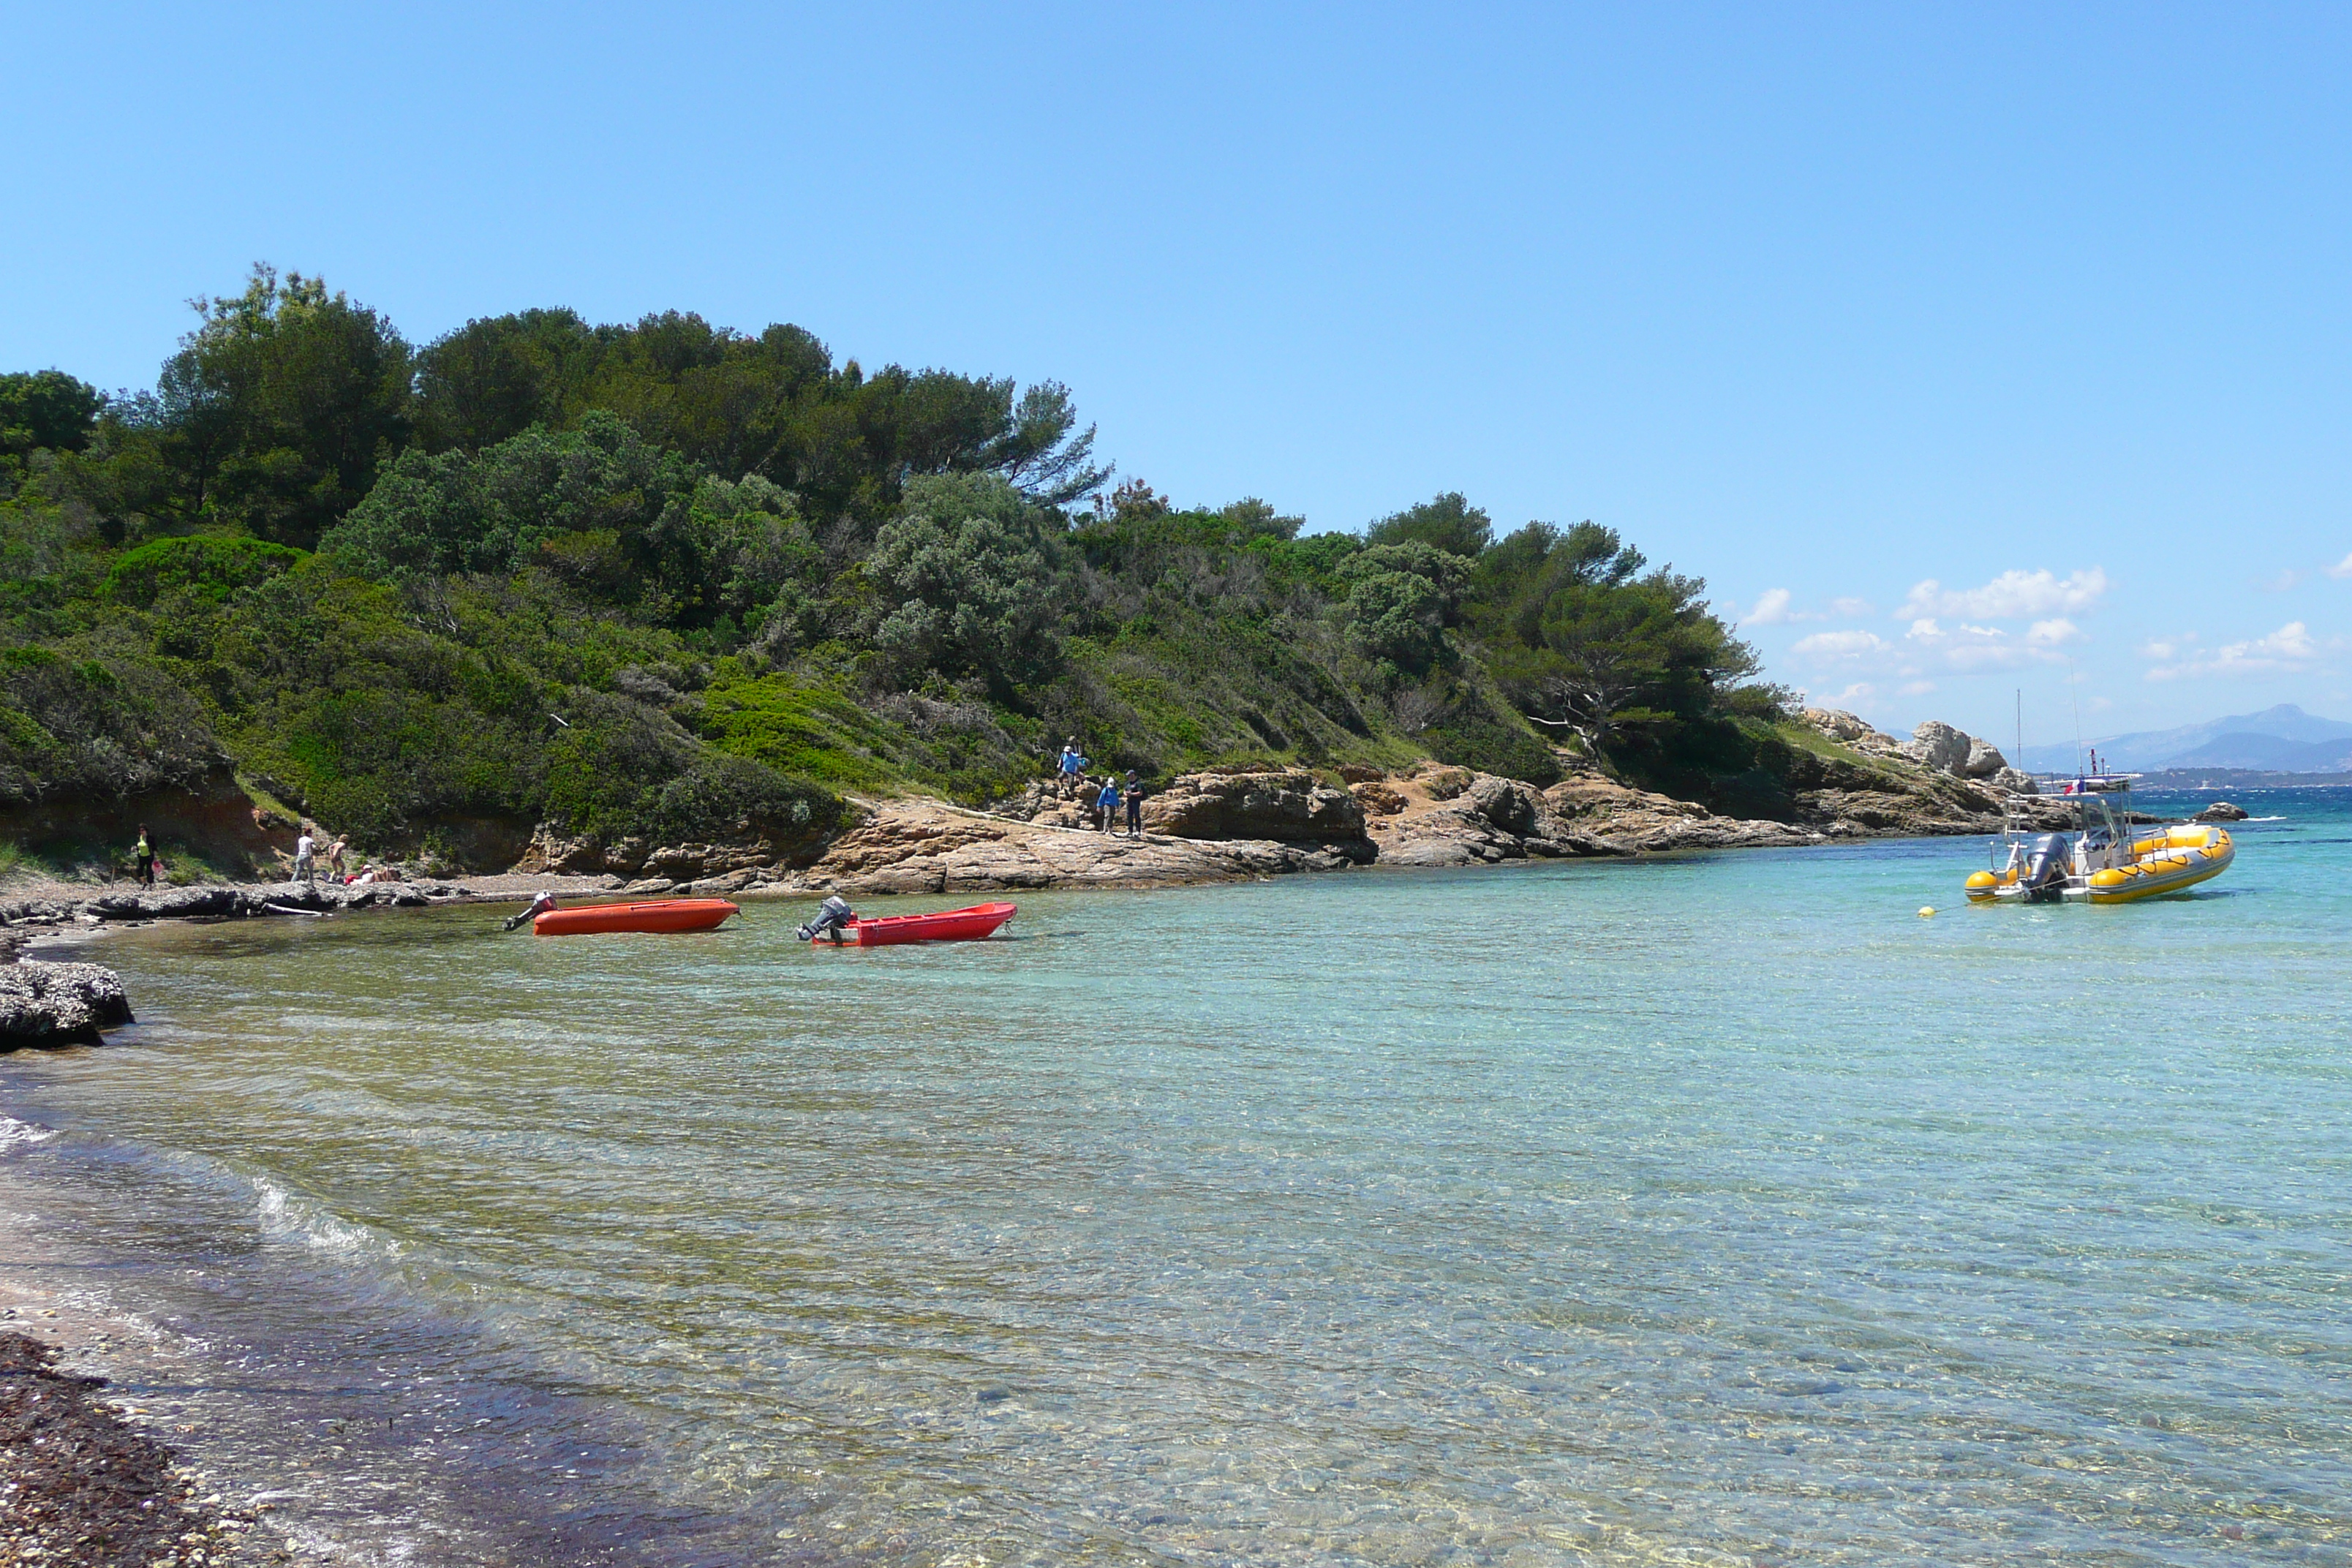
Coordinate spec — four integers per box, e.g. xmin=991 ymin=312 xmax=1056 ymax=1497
xmin=2017 ymin=704 xmax=2352 ymax=774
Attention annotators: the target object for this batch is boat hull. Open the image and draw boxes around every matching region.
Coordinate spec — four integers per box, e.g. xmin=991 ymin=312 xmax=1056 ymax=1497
xmin=812 ymin=901 xmax=1017 ymax=946
xmin=534 ymin=898 xmax=740 ymax=935
xmin=2084 ymin=832 xmax=2235 ymax=903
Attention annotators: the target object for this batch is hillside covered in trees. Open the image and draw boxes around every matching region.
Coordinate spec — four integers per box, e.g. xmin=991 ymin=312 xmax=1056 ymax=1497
xmin=1 ymin=266 xmax=1802 ymax=876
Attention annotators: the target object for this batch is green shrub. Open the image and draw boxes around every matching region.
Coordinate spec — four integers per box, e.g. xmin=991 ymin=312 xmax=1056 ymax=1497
xmin=102 ymin=534 xmax=307 ymax=607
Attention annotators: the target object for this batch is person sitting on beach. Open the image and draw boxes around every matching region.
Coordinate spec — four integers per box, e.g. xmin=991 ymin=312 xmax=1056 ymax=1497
xmin=1095 ymin=774 xmax=1123 ymax=834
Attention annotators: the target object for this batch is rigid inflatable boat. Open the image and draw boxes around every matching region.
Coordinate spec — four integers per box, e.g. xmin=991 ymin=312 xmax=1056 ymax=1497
xmin=806 ymin=900 xmax=1017 ymax=946
xmin=1965 ymin=777 xmax=2233 ymax=905
xmin=533 ymin=898 xmax=740 ymax=935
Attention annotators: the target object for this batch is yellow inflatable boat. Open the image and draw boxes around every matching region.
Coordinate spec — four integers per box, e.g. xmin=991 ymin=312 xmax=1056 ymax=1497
xmin=1964 ymin=777 xmax=2234 ymax=905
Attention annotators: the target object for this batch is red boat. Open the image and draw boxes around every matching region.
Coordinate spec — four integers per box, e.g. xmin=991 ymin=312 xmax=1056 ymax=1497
xmin=813 ymin=900 xmax=1017 ymax=946
xmin=534 ymin=898 xmax=739 ymax=936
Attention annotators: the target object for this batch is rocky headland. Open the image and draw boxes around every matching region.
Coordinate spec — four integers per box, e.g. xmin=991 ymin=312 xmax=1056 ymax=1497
xmin=0 ymin=710 xmax=2070 ymax=926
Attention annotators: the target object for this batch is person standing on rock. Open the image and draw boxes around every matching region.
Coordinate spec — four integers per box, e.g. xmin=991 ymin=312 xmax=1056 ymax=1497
xmin=327 ymin=836 xmax=349 ymax=881
xmin=293 ymin=828 xmax=316 ymax=883
xmin=1094 ymin=774 xmax=1122 ymax=834
xmin=1057 ymin=739 xmax=1088 ymax=799
xmin=1123 ymin=770 xmax=1145 ymax=837
xmin=133 ymin=826 xmax=154 ymax=887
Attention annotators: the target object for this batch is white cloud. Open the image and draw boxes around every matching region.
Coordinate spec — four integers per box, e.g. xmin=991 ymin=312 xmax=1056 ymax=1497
xmin=1898 ymin=568 xmax=2110 ymax=620
xmin=1745 ymin=589 xmax=1867 ymax=625
xmin=1902 ymin=617 xmax=2065 ymax=671
xmin=1790 ymin=630 xmax=1894 ymax=665
xmin=2025 ymin=617 xmax=2086 ymax=647
xmin=2146 ymin=621 xmax=2326 ymax=681
xmin=2329 ymin=551 xmax=2352 ymax=581
xmin=1898 ymin=679 xmax=1937 ymax=696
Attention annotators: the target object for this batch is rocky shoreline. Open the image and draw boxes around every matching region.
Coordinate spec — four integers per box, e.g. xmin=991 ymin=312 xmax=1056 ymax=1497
xmin=0 ymin=1330 xmax=282 ymax=1568
xmin=0 ymin=710 xmax=2065 ymax=939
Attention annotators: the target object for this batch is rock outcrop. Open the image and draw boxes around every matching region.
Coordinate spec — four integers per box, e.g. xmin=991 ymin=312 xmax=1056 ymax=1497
xmin=1140 ymin=768 xmax=1370 ymax=847
xmin=2195 ymin=801 xmax=2250 ymax=822
xmin=1907 ymin=720 xmax=1973 ymax=774
xmin=0 ymin=961 xmax=133 ymax=1048
xmin=0 ymin=879 xmax=485 ymax=928
xmin=513 ymin=826 xmax=815 ymax=882
xmin=1360 ymin=761 xmax=1820 ymax=867
xmin=1961 ymin=736 xmax=2010 ymax=778
xmin=775 ymin=798 xmax=1369 ymax=896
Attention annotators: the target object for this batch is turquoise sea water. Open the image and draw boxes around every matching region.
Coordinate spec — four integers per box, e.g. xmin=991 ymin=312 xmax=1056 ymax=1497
xmin=3 ymin=788 xmax=2348 ymax=1565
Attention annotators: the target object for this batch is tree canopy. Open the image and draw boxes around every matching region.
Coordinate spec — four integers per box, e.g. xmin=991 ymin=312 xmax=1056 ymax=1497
xmin=0 ymin=267 xmax=1797 ymax=874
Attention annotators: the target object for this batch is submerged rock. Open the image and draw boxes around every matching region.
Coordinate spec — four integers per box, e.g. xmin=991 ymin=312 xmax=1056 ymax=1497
xmin=0 ymin=960 xmax=133 ymax=1049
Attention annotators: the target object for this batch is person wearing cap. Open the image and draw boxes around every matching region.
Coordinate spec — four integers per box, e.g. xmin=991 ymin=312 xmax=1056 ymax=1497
xmin=1093 ymin=773 xmax=1122 ymax=833
xmin=1122 ymin=769 xmax=1146 ymax=837
xmin=1056 ymin=739 xmax=1088 ymax=798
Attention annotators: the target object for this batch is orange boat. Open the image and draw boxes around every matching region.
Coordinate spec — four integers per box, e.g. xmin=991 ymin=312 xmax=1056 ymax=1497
xmin=533 ymin=898 xmax=739 ymax=936
xmin=810 ymin=900 xmax=1017 ymax=946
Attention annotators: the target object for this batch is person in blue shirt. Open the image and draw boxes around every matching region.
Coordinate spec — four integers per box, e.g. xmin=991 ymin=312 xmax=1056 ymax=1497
xmin=1056 ymin=738 xmax=1088 ymax=798
xmin=1094 ymin=774 xmax=1122 ymax=833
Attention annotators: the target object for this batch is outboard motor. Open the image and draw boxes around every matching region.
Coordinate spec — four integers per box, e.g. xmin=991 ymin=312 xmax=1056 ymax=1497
xmin=2021 ymin=834 xmax=2070 ymax=901
xmin=797 ymin=894 xmax=856 ymax=943
xmin=502 ymin=891 xmax=558 ymax=931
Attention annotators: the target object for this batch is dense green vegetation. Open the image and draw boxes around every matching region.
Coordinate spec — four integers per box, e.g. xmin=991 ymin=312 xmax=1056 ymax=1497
xmin=0 ymin=269 xmax=1787 ymax=871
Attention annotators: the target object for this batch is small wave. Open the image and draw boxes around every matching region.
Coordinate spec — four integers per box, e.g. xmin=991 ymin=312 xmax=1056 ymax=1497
xmin=0 ymin=1114 xmax=59 ymax=1147
xmin=252 ymin=1175 xmax=402 ymax=1261
xmin=2242 ymin=815 xmax=2287 ymax=822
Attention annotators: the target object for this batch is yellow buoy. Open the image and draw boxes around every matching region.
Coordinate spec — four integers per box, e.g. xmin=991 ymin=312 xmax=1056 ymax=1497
xmin=1918 ymin=906 xmax=1936 ymax=918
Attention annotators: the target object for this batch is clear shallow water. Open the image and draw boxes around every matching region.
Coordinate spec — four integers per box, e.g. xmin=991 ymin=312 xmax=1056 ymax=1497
xmin=4 ymin=789 xmax=2349 ymax=1566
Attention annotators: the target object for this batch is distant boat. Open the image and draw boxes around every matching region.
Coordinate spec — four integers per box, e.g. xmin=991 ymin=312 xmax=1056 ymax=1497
xmin=1965 ymin=777 xmax=2233 ymax=905
xmin=533 ymin=898 xmax=740 ymax=935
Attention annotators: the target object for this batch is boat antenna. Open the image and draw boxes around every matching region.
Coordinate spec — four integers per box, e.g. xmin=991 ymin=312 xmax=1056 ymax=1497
xmin=2016 ymin=687 xmax=2023 ymax=777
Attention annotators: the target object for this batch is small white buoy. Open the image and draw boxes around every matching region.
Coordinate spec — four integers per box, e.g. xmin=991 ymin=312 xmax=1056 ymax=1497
xmin=1918 ymin=905 xmax=1936 ymax=918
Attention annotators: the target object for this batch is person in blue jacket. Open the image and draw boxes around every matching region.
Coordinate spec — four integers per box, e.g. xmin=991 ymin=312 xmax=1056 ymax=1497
xmin=1093 ymin=774 xmax=1122 ymax=833
xmin=1056 ymin=738 xmax=1089 ymax=798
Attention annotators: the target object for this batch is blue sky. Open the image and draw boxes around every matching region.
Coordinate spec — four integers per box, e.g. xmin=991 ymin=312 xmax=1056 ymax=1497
xmin=8 ymin=3 xmax=2348 ymax=745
